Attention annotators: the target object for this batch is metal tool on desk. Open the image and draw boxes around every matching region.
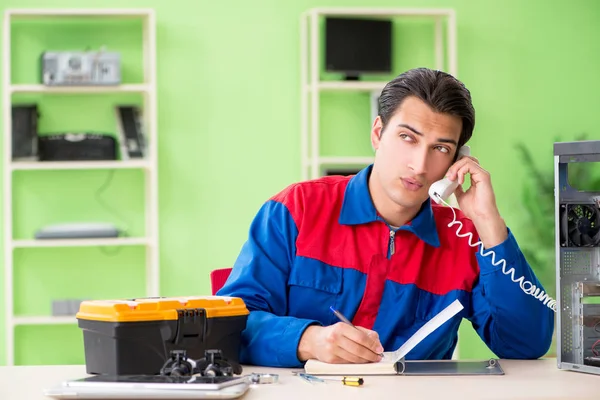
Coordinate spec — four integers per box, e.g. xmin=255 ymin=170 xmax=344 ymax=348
xmin=248 ymin=373 xmax=279 ymax=384
xmin=293 ymin=372 xmax=364 ymax=386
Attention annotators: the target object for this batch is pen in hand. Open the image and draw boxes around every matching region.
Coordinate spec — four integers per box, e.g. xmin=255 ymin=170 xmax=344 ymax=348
xmin=329 ymin=306 xmax=384 ymax=358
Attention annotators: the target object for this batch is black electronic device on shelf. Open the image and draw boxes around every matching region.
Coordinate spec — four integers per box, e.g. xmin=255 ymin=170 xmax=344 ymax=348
xmin=38 ymin=133 xmax=117 ymax=161
xmin=325 ymin=17 xmax=393 ymax=80
xmin=11 ymin=104 xmax=39 ymax=161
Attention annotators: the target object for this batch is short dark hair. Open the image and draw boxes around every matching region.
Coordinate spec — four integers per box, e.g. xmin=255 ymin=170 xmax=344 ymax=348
xmin=378 ymin=68 xmax=475 ymax=152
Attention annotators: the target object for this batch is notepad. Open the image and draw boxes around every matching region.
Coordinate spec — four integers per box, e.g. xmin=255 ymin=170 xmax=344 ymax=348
xmin=304 ymin=299 xmax=464 ymax=375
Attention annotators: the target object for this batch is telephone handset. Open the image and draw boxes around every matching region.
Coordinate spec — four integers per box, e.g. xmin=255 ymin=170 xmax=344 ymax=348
xmin=429 ymin=145 xmax=471 ymax=204
xmin=429 ymin=144 xmax=557 ymax=312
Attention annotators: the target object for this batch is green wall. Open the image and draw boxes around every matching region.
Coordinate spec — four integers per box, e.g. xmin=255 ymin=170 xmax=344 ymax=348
xmin=1 ymin=0 xmax=599 ymax=365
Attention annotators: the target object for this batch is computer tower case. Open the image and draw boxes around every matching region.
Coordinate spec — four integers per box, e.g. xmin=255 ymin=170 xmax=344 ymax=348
xmin=555 ymin=140 xmax=600 ymax=375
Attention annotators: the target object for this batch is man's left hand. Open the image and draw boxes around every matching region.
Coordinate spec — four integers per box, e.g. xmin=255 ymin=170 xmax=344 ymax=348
xmin=446 ymin=156 xmax=508 ymax=249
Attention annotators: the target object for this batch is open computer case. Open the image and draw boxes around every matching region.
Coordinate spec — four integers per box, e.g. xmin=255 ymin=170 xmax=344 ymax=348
xmin=555 ymin=140 xmax=600 ymax=375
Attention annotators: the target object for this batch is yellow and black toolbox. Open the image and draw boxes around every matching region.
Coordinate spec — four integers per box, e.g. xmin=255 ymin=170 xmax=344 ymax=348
xmin=76 ymin=296 xmax=249 ymax=375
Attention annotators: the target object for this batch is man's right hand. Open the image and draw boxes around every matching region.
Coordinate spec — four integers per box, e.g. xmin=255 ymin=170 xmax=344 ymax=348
xmin=297 ymin=323 xmax=384 ymax=363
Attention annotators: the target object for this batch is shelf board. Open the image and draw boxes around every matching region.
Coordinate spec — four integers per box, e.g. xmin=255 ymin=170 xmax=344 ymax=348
xmin=10 ymin=84 xmax=151 ymax=94
xmin=12 ymin=316 xmax=77 ymax=326
xmin=12 ymin=237 xmax=149 ymax=248
xmin=11 ymin=160 xmax=149 ymax=171
xmin=318 ymin=156 xmax=374 ymax=165
xmin=314 ymin=81 xmax=386 ymax=92
xmin=310 ymin=8 xmax=454 ymax=17
xmin=6 ymin=8 xmax=153 ymax=18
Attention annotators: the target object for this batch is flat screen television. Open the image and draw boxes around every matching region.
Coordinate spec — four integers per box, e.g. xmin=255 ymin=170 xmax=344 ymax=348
xmin=323 ymin=168 xmax=362 ymax=176
xmin=325 ymin=17 xmax=392 ymax=80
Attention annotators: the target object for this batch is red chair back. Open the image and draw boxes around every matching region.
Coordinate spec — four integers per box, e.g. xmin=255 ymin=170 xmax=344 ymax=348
xmin=210 ymin=268 xmax=233 ymax=295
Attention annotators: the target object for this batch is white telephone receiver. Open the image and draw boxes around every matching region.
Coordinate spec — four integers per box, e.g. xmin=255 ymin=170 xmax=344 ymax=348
xmin=429 ymin=145 xmax=471 ymax=204
xmin=428 ymin=144 xmax=557 ymax=312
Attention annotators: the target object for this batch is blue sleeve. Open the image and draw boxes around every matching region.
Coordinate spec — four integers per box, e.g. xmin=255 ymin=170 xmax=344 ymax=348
xmin=468 ymin=228 xmax=555 ymax=359
xmin=216 ymin=199 xmax=321 ymax=367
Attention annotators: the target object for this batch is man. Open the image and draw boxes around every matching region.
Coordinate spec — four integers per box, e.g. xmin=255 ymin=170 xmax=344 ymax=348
xmin=217 ymin=68 xmax=555 ymax=367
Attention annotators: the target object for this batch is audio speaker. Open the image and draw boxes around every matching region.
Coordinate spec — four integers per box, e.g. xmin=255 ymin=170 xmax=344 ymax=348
xmin=12 ymin=104 xmax=39 ymax=160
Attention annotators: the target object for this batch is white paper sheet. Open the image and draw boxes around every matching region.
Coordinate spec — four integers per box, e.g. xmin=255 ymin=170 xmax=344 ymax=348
xmin=385 ymin=299 xmax=464 ymax=363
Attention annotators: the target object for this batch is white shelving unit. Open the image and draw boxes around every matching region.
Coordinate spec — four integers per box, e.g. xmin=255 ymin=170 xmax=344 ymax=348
xmin=300 ymin=7 xmax=458 ymax=180
xmin=2 ymin=9 xmax=159 ymax=365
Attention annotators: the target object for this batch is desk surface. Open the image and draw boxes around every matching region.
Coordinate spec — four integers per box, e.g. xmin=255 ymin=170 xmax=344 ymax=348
xmin=0 ymin=359 xmax=598 ymax=400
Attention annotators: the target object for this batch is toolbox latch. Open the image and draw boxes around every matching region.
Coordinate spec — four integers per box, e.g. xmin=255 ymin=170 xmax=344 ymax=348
xmin=174 ymin=308 xmax=206 ymax=345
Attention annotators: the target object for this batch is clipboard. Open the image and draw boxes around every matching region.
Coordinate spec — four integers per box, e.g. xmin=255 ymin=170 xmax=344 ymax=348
xmin=305 ymin=301 xmax=504 ymax=377
xmin=399 ymin=358 xmax=504 ymax=376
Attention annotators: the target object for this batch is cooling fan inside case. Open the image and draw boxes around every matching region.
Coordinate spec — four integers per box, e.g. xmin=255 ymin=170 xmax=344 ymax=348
xmin=561 ymin=203 xmax=600 ymax=247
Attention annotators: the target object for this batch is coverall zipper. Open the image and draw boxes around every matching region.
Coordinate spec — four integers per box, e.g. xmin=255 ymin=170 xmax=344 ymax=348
xmin=388 ymin=229 xmax=395 ymax=258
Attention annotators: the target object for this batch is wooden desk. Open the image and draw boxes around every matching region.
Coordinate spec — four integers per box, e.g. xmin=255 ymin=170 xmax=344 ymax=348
xmin=0 ymin=359 xmax=597 ymax=400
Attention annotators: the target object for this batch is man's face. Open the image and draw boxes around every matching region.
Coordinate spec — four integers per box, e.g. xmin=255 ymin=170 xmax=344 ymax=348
xmin=370 ymin=96 xmax=463 ymax=210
